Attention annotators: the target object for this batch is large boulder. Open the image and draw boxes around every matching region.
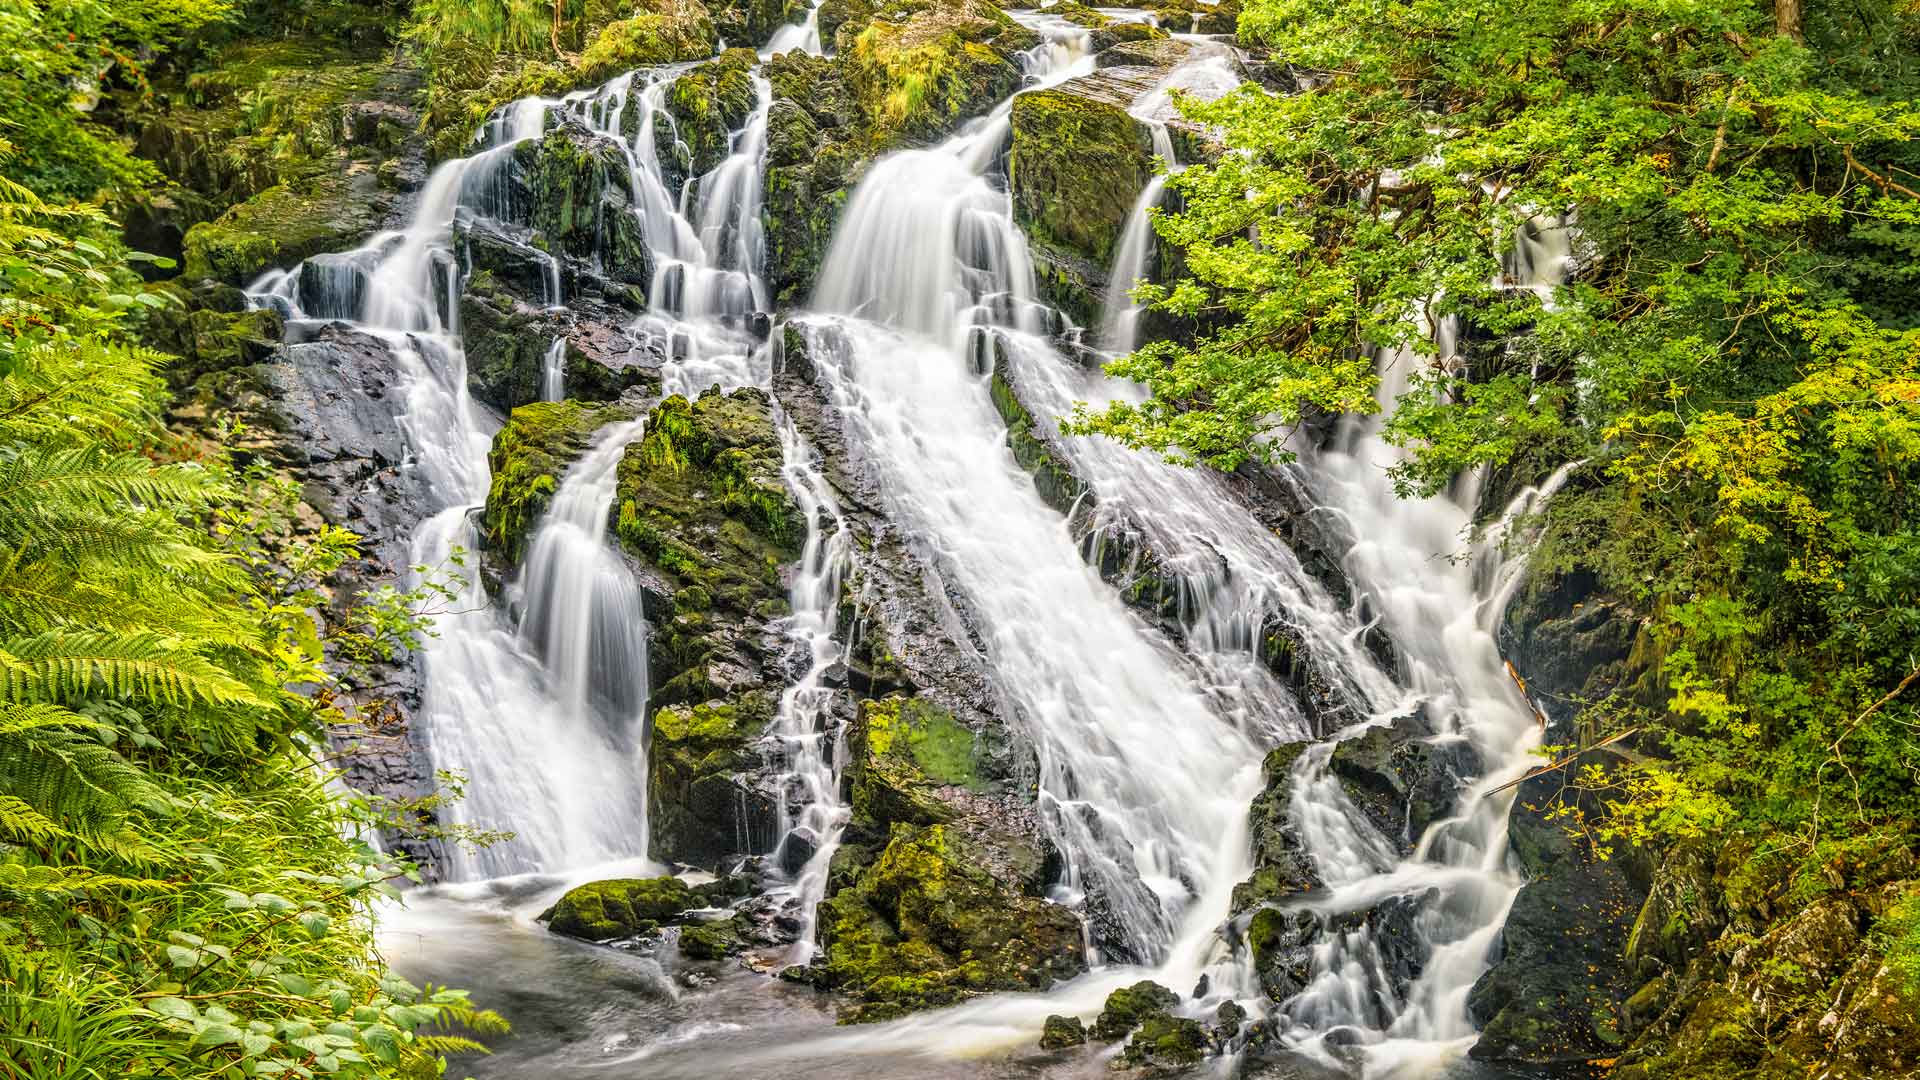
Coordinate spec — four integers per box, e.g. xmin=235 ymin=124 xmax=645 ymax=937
xmin=1231 ymin=742 xmax=1320 ymax=913
xmin=1326 ymin=707 xmax=1479 ymax=852
xmin=540 ymin=876 xmax=699 ymax=941
xmin=815 ymin=822 xmax=1086 ymax=1021
xmin=458 ymin=269 xmax=660 ymax=413
xmin=664 ymin=49 xmax=763 ymax=178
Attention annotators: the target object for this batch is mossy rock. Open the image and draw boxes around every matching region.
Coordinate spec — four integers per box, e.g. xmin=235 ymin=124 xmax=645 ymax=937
xmin=665 ymin=49 xmax=762 ymax=177
xmin=1039 ymin=1013 xmax=1087 ymax=1049
xmin=613 ymin=387 xmax=803 ymax=603
xmin=480 ymin=399 xmax=639 ymax=564
xmin=1230 ymin=741 xmax=1318 ymax=914
xmin=1092 ymin=980 xmax=1179 ymax=1039
xmin=1008 ymin=84 xmax=1153 ymax=269
xmin=1149 ymin=0 xmax=1239 ymax=34
xmin=848 ymin=695 xmax=987 ymax=828
xmin=577 ymin=0 xmax=721 ymax=83
xmin=816 ymin=823 xmax=1086 ymax=1021
xmin=679 ymin=916 xmax=750 ymax=959
xmin=986 ymin=352 xmax=1089 ymax=518
xmin=541 ymin=876 xmax=697 ymax=940
xmin=1120 ymin=1011 xmax=1207 ymax=1072
xmin=181 ymin=170 xmax=382 ymax=284
xmin=647 ymin=695 xmax=782 ymax=867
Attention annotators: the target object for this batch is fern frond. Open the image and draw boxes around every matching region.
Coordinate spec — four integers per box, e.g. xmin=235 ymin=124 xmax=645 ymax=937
xmin=0 ymin=708 xmax=167 ymax=831
xmin=0 ymin=630 xmax=264 ymax=708
xmin=412 ymin=1035 xmax=492 ymax=1055
xmin=0 ymin=447 xmax=227 ymax=518
xmin=0 ymin=862 xmax=176 ymax=893
xmin=0 ymin=793 xmax=72 ymax=844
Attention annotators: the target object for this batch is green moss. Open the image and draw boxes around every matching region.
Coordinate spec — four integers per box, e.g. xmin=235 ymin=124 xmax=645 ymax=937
xmin=666 ymin=49 xmax=761 ymax=176
xmin=1120 ymin=1011 xmax=1207 ymax=1070
xmin=988 ymin=366 xmax=1089 ymax=516
xmin=1008 ymin=86 xmax=1153 ymax=268
xmin=679 ymin=917 xmax=748 ymax=959
xmin=815 ymin=823 xmax=1086 ymax=1022
xmin=577 ymin=1 xmax=721 ymax=83
xmin=481 ymin=399 xmax=638 ymax=564
xmin=181 ymin=172 xmax=381 ymax=283
xmin=849 ymin=696 xmax=990 ymax=830
xmin=1093 ymin=980 xmax=1179 ymax=1039
xmin=541 ymin=876 xmax=697 ymax=941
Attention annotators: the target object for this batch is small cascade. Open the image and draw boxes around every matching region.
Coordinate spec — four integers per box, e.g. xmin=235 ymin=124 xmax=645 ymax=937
xmin=1098 ymin=43 xmax=1243 ymax=352
xmin=1269 ymin=224 xmax=1578 ymax=1075
xmin=762 ymin=0 xmax=826 ymax=57
xmin=540 ymin=336 xmax=566 ymax=401
xmin=764 ymin=414 xmax=854 ymax=964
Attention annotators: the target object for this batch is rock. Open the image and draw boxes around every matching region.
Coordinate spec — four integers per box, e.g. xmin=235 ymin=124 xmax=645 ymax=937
xmin=648 ymin=696 xmax=784 ymax=867
xmin=848 ymin=694 xmax=988 ymax=827
xmin=1466 ymin=747 xmax=1650 ymax=1067
xmin=540 ymin=876 xmax=698 ymax=941
xmin=1327 ymin=707 xmax=1479 ymax=852
xmin=182 ymin=171 xmax=387 ymax=283
xmin=665 ymin=49 xmax=762 ymax=178
xmin=575 ymin=0 xmax=721 ymax=84
xmin=1007 ymin=75 xmax=1154 ymax=324
xmin=516 ymin=118 xmax=653 ymax=289
xmin=679 ymin=916 xmax=751 ymax=959
xmin=480 ymin=399 xmax=640 ymax=565
xmin=1232 ymin=742 xmax=1320 ymax=913
xmin=1040 ymin=1013 xmax=1087 ymax=1049
xmin=816 ymin=822 xmax=1086 ymax=1021
xmin=1094 ymin=980 xmax=1180 ymax=1039
xmin=1120 ymin=1012 xmax=1209 ymax=1073
xmin=1245 ymin=906 xmax=1320 ymax=1003
xmin=458 ymin=268 xmax=661 ymax=413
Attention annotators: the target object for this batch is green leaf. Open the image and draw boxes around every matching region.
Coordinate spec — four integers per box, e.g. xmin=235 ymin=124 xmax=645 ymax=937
xmin=148 ymin=996 xmax=197 ymax=1022
xmin=166 ymin=944 xmax=200 ymax=968
xmin=276 ymin=972 xmax=314 ymax=997
xmin=194 ymin=1021 xmax=244 ymax=1048
xmin=295 ymin=911 xmax=329 ymax=940
xmin=360 ymin=1023 xmax=401 ymax=1065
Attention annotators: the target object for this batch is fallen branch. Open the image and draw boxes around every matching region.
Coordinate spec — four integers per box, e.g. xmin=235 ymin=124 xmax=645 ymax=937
xmin=1505 ymin=660 xmax=1549 ymax=728
xmin=1481 ymin=726 xmax=1641 ymax=799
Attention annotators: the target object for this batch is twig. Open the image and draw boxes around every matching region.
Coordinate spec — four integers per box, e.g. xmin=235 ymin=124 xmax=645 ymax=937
xmin=1482 ymin=726 xmax=1642 ymax=798
xmin=1505 ymin=660 xmax=1549 ymax=728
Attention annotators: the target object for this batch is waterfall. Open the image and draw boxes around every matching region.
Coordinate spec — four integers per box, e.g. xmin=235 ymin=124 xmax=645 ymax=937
xmin=764 ymin=414 xmax=854 ymax=964
xmin=540 ymin=336 xmax=566 ymax=401
xmin=1266 ymin=222 xmax=1578 ymax=1076
xmin=761 ymin=0 xmax=825 ymax=57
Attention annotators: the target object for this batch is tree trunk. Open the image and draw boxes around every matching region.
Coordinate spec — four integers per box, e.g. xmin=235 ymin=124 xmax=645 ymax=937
xmin=1775 ymin=0 xmax=1804 ymax=44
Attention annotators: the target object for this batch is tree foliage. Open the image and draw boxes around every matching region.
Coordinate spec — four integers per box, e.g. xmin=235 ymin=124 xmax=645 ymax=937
xmin=1081 ymin=0 xmax=1920 ymax=901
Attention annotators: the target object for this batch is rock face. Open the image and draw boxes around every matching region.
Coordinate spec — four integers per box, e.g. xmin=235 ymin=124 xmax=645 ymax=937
xmin=1466 ymin=748 xmax=1650 ymax=1067
xmin=610 ymin=388 xmax=803 ymax=867
xmin=1326 ymin=707 xmax=1479 ymax=853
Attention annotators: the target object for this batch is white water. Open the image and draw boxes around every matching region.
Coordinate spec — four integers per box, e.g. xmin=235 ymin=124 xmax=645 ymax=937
xmin=763 ymin=415 xmax=854 ymax=964
xmin=762 ymin=0 xmax=825 ymax=57
xmin=541 ymin=336 xmax=567 ymax=401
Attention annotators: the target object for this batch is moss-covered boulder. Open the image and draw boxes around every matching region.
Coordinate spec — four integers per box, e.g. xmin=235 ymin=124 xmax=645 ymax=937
xmin=842 ymin=0 xmax=1032 ymax=145
xmin=508 ymin=119 xmax=652 ymax=289
xmin=1093 ymin=980 xmax=1179 ymax=1039
xmin=763 ymin=53 xmax=863 ymax=303
xmin=480 ymin=399 xmax=639 ymax=565
xmin=1040 ymin=1013 xmax=1087 ymax=1049
xmin=540 ymin=876 xmax=698 ymax=941
xmin=1150 ymin=0 xmax=1239 ymax=34
xmin=816 ymin=822 xmax=1087 ymax=1021
xmin=1120 ymin=1011 xmax=1208 ymax=1073
xmin=648 ymin=695 xmax=782 ymax=866
xmin=679 ymin=915 xmax=751 ymax=959
xmin=666 ymin=49 xmax=762 ymax=177
xmin=1008 ymin=82 xmax=1153 ymax=270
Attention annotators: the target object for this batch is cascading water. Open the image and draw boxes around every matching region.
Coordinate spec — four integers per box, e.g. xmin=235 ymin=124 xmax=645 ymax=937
xmin=1263 ymin=224 xmax=1578 ymax=1077
xmin=762 ymin=415 xmax=854 ymax=964
xmin=762 ymin=0 xmax=826 ymax=57
xmin=799 ymin=22 xmax=1277 ymax=983
xmin=540 ymin=336 xmax=567 ymax=401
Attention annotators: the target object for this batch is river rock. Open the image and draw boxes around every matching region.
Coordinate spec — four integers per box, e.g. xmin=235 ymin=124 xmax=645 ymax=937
xmin=1040 ymin=1013 xmax=1088 ymax=1048
xmin=541 ymin=876 xmax=699 ymax=941
xmin=1327 ymin=707 xmax=1480 ymax=852
xmin=1094 ymin=980 xmax=1181 ymax=1039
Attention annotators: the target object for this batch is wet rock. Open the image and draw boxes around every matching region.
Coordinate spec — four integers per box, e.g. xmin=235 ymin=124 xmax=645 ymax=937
xmin=664 ymin=49 xmax=762 ymax=177
xmin=182 ymin=170 xmax=390 ymax=283
xmin=1120 ymin=1012 xmax=1209 ymax=1073
xmin=848 ymin=695 xmax=988 ymax=827
xmin=1466 ymin=747 xmax=1650 ymax=1067
xmin=648 ymin=696 xmax=784 ymax=868
xmin=458 ymin=268 xmax=661 ymax=413
xmin=1232 ymin=742 xmax=1320 ymax=913
xmin=679 ymin=915 xmax=751 ymax=959
xmin=479 ymin=399 xmax=640 ymax=565
xmin=1008 ymin=73 xmax=1154 ymax=325
xmin=1040 ymin=1013 xmax=1087 ymax=1049
xmin=516 ymin=118 xmax=653 ymax=288
xmin=816 ymin=823 xmax=1087 ymax=1021
xmin=1094 ymin=981 xmax=1180 ymax=1039
xmin=1327 ymin=707 xmax=1480 ymax=852
xmin=540 ymin=876 xmax=698 ymax=941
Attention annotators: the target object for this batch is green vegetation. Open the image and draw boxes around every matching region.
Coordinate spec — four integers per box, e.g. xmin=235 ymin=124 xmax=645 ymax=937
xmin=1085 ymin=0 xmax=1920 ymax=931
xmin=0 ymin=7 xmax=500 ymax=1076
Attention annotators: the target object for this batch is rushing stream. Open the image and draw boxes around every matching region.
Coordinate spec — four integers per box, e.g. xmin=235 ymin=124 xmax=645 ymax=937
xmin=250 ymin=10 xmax=1574 ymax=1078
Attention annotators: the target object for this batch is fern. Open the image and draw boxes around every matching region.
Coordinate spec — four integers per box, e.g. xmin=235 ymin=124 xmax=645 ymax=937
xmin=0 ymin=631 xmax=263 ymax=708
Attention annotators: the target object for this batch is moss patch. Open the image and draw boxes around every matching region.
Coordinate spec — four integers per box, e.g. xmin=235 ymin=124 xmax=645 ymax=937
xmin=541 ymin=876 xmax=697 ymax=941
xmin=1008 ymin=85 xmax=1153 ymax=268
xmin=816 ymin=823 xmax=1086 ymax=1022
xmin=480 ymin=399 xmax=638 ymax=564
